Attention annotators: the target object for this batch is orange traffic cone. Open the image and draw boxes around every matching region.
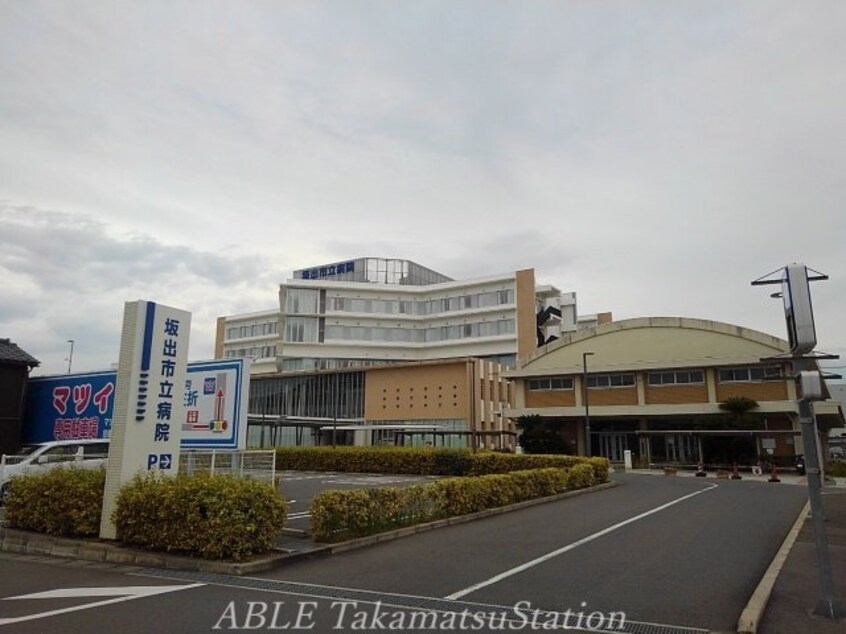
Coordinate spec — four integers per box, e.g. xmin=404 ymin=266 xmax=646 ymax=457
xmin=695 ymin=462 xmax=707 ymax=477
xmin=768 ymin=466 xmax=781 ymax=483
xmin=730 ymin=462 xmax=742 ymax=480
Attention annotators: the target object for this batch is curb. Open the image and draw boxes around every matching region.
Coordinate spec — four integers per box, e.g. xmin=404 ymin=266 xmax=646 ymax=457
xmin=0 ymin=481 xmax=617 ymax=575
xmin=0 ymin=527 xmax=295 ymax=576
xmin=737 ymin=500 xmax=811 ymax=633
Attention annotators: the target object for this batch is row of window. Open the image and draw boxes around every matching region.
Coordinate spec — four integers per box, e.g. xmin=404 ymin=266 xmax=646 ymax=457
xmin=284 ymin=317 xmax=517 ymax=344
xmin=648 ymin=370 xmax=705 ymax=385
xmin=226 ymin=322 xmax=278 ymax=341
xmin=718 ymin=367 xmax=782 ymax=382
xmin=325 ymin=320 xmax=516 ymax=343
xmin=224 ymin=345 xmax=277 ymax=360
xmin=280 ymin=357 xmax=399 ymax=371
xmin=527 ymin=366 xmax=783 ymax=391
xmin=285 ymin=288 xmax=515 ymax=317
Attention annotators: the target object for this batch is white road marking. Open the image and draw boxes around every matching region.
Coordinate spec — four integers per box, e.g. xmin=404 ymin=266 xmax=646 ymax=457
xmin=445 ymin=483 xmax=719 ymax=600
xmin=0 ymin=584 xmax=204 ymax=626
xmin=287 ymin=512 xmax=312 ymax=519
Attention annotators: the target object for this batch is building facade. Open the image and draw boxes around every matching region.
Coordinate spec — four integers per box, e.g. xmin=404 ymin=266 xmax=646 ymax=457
xmin=0 ymin=338 xmax=40 ymax=455
xmin=216 ymin=257 xmax=611 ymax=374
xmin=504 ymin=317 xmax=844 ymax=466
xmin=247 ymin=357 xmax=516 ymax=450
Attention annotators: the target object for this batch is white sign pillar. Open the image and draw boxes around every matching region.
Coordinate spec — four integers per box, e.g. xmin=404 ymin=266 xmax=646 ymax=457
xmin=100 ymin=300 xmax=191 ymax=540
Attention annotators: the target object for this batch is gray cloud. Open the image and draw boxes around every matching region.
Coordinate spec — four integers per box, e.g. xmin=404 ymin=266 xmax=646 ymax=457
xmin=1 ymin=1 xmax=845 ymax=375
xmin=0 ymin=203 xmax=279 ymax=374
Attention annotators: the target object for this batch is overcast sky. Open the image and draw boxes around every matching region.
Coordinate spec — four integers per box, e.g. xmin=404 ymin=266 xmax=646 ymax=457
xmin=2 ymin=1 xmax=845 ymax=377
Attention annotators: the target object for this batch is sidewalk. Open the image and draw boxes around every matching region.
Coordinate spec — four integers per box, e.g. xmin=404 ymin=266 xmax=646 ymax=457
xmin=757 ymin=486 xmax=846 ymax=633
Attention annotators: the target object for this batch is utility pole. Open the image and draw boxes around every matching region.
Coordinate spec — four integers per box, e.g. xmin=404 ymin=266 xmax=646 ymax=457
xmin=66 ymin=339 xmax=74 ymax=374
xmin=583 ymin=351 xmax=594 ymax=456
xmin=752 ymin=263 xmax=844 ymax=619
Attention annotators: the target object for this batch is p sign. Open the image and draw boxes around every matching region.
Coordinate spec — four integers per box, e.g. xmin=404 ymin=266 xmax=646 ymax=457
xmin=781 ymin=263 xmax=817 ymax=355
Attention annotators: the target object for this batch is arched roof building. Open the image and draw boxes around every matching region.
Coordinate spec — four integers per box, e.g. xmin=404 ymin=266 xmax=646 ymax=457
xmin=504 ymin=317 xmax=844 ymax=466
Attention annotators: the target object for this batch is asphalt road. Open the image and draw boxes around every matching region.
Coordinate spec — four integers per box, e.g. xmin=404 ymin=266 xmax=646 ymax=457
xmin=0 ymin=472 xmax=809 ymax=633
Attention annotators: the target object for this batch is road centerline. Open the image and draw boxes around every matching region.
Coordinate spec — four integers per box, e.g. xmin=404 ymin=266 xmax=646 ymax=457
xmin=445 ymin=483 xmax=719 ymax=600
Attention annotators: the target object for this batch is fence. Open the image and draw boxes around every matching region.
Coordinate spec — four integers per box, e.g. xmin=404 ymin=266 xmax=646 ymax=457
xmin=178 ymin=450 xmax=277 ymax=485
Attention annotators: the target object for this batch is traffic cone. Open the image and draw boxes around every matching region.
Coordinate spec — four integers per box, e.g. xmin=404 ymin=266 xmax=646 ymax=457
xmin=695 ymin=462 xmax=707 ymax=477
xmin=730 ymin=462 xmax=742 ymax=480
xmin=768 ymin=466 xmax=781 ymax=483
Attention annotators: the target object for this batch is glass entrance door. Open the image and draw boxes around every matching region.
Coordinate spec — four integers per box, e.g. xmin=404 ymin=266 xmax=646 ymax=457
xmin=599 ymin=433 xmax=627 ymax=462
xmin=665 ymin=434 xmax=698 ymax=464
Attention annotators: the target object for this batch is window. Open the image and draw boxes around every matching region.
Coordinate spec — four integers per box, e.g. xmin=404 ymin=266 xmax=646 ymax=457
xmin=286 ymin=289 xmax=320 ymax=314
xmin=83 ymin=443 xmax=109 ymax=458
xmin=587 ymin=374 xmax=635 ymax=388
xmin=399 ymin=301 xmax=416 ymax=315
xmin=284 ymin=317 xmax=319 ymax=343
xmin=648 ymin=370 xmax=705 ymax=385
xmin=719 ymin=366 xmax=783 ymax=382
xmin=528 ymin=377 xmax=574 ymax=391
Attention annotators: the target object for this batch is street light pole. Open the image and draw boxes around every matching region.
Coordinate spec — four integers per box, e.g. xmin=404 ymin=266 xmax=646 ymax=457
xmin=66 ymin=339 xmax=74 ymax=374
xmin=583 ymin=351 xmax=594 ymax=456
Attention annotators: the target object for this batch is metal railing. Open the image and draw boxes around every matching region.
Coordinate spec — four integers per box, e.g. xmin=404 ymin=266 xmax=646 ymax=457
xmin=178 ymin=450 xmax=277 ymax=485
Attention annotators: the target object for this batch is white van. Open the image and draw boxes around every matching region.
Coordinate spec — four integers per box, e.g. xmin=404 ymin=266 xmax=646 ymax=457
xmin=0 ymin=439 xmax=109 ymax=502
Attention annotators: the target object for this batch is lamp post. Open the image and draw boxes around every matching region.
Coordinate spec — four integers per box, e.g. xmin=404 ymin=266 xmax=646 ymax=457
xmin=582 ymin=351 xmax=594 ymax=456
xmin=66 ymin=339 xmax=74 ymax=374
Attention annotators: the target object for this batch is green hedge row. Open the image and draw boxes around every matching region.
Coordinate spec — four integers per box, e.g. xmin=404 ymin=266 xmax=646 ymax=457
xmin=4 ymin=467 xmax=106 ymax=538
xmin=4 ymin=468 xmax=287 ymax=561
xmin=277 ymin=447 xmax=609 ymax=480
xmin=310 ymin=464 xmax=602 ymax=542
xmin=114 ymin=473 xmax=287 ymax=561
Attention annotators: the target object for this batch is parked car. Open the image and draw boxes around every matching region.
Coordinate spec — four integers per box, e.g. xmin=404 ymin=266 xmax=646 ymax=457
xmin=0 ymin=439 xmax=109 ymax=502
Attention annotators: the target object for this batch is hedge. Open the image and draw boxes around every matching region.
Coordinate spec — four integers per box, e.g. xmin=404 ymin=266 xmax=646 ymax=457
xmin=113 ymin=473 xmax=287 ymax=561
xmin=310 ymin=465 xmax=600 ymax=542
xmin=277 ymin=447 xmax=609 ymax=480
xmin=4 ymin=467 xmax=106 ymax=538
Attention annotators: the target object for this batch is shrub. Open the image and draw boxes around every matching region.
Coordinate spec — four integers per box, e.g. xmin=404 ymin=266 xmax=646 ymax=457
xmin=113 ymin=473 xmax=287 ymax=561
xmin=565 ymin=463 xmax=596 ymax=489
xmin=310 ymin=466 xmax=592 ymax=542
xmin=827 ymin=460 xmax=846 ymax=478
xmin=4 ymin=467 xmax=105 ymax=538
xmin=277 ymin=447 xmax=599 ymax=476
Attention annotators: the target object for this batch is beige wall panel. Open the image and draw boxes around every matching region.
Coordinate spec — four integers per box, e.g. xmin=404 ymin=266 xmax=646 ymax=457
xmin=214 ymin=317 xmax=225 ymax=358
xmin=526 ymin=391 xmax=577 ymax=408
xmin=597 ymin=312 xmax=613 ymax=325
xmin=520 ymin=318 xmax=788 ymax=374
xmin=716 ymin=381 xmax=789 ymax=403
xmin=365 ymin=362 xmax=469 ymax=421
xmin=515 ymin=269 xmax=537 ymax=360
xmin=645 ymin=384 xmax=709 ymax=405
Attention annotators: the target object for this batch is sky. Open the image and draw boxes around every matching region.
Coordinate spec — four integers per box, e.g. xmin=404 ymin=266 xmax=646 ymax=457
xmin=2 ymin=1 xmax=845 ymax=378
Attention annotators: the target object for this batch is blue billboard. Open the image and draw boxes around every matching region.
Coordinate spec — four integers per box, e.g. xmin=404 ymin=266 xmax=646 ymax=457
xmin=23 ymin=359 xmax=249 ymax=449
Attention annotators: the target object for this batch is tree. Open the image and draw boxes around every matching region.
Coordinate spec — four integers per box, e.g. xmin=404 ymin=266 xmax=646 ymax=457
xmin=718 ymin=396 xmax=760 ymax=429
xmin=515 ymin=415 xmax=572 ymax=454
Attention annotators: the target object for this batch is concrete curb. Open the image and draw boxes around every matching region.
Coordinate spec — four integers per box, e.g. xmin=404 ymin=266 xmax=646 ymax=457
xmin=737 ymin=500 xmax=811 ymax=633
xmin=0 ymin=527 xmax=295 ymax=576
xmin=0 ymin=481 xmax=617 ymax=575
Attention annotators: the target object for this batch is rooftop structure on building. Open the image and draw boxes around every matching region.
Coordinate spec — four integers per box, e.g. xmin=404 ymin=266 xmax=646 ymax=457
xmin=215 ymin=257 xmax=611 ymax=375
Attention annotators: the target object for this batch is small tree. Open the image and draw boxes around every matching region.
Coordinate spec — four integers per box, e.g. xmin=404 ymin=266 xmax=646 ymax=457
xmin=719 ymin=396 xmax=759 ymax=429
xmin=515 ymin=415 xmax=572 ymax=455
